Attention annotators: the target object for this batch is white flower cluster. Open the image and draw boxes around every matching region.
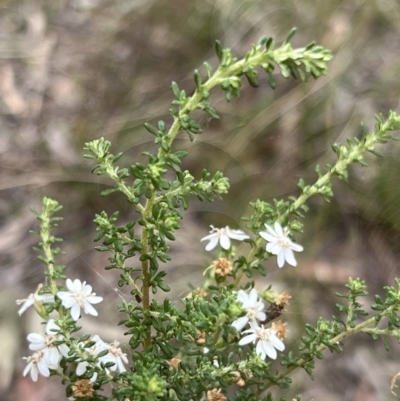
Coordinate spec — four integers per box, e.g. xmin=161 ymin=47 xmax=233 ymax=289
xmin=201 ymin=222 xmax=303 ymax=268
xmin=232 ymin=289 xmax=285 ymax=360
xmin=18 ymin=279 xmax=128 ymax=382
xmin=75 ymin=336 xmax=128 ymax=382
xmin=23 ymin=319 xmax=68 ymax=382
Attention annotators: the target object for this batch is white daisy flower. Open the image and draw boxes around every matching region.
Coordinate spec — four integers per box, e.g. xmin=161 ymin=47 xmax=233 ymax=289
xmin=57 ymin=279 xmax=103 ymax=321
xmin=27 ymin=319 xmax=69 ymax=367
xmin=23 ymin=350 xmax=53 ymax=382
xmin=76 ymin=335 xmax=109 ymax=382
xmin=16 ymin=284 xmax=55 ymax=316
xmin=231 ymin=289 xmax=266 ymax=332
xmin=201 ymin=225 xmax=249 ymax=251
xmin=102 ymin=340 xmax=128 ymax=373
xmin=238 ymin=325 xmax=285 ymax=360
xmin=76 ymin=335 xmax=128 ymax=380
xmin=259 ymin=222 xmax=303 ymax=268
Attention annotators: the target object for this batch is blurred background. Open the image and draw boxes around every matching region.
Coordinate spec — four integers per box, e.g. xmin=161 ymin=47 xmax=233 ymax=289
xmin=1 ymin=0 xmax=400 ymax=400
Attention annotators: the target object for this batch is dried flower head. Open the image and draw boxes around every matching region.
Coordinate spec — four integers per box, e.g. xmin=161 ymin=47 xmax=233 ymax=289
xmin=276 ymin=291 xmax=291 ymax=307
xmin=167 ymin=357 xmax=181 ymax=370
xmin=196 ymin=331 xmax=206 ymax=345
xmin=185 ymin=287 xmax=208 ymax=299
xmin=271 ymin=321 xmax=288 ymax=340
xmin=231 ymin=371 xmax=246 ymax=387
xmin=72 ymin=379 xmax=94 ymax=398
xmin=207 ymin=388 xmax=226 ymax=401
xmin=213 ymin=258 xmax=232 ymax=277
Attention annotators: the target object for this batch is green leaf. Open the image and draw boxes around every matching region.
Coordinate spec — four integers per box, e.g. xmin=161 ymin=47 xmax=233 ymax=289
xmin=215 ymin=40 xmax=223 ymax=62
xmin=158 ymin=282 xmax=171 ymax=292
xmin=144 ymin=123 xmax=158 ymax=135
xmin=283 ymin=27 xmax=297 ymax=45
xmin=100 ymin=188 xmax=117 ymax=197
xmin=171 ymin=82 xmax=180 ymax=98
xmin=194 ymin=69 xmax=202 ymax=88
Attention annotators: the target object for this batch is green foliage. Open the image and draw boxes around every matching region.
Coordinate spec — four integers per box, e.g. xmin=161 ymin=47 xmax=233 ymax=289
xmin=24 ymin=29 xmax=400 ymax=401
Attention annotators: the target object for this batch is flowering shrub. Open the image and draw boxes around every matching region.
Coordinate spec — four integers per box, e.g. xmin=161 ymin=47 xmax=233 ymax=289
xmin=17 ymin=29 xmax=400 ymax=401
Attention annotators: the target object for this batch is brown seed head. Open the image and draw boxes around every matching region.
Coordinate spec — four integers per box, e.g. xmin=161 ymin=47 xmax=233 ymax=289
xmin=212 ymin=258 xmax=232 ymax=277
xmin=196 ymin=331 xmax=206 ymax=345
xmin=185 ymin=287 xmax=208 ymax=299
xmin=231 ymin=371 xmax=246 ymax=386
xmin=167 ymin=357 xmax=181 ymax=370
xmin=276 ymin=291 xmax=291 ymax=307
xmin=72 ymin=379 xmax=94 ymax=398
xmin=272 ymin=321 xmax=288 ymax=340
xmin=207 ymin=388 xmax=226 ymax=401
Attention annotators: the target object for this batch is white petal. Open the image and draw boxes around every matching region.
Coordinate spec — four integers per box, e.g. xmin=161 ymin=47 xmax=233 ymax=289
xmin=248 ymin=288 xmax=258 ymax=305
xmin=261 ymin=340 xmax=277 ymax=360
xmin=255 ymin=341 xmax=267 ymax=360
xmin=83 ymin=302 xmax=98 ymax=317
xmin=120 ymin=353 xmax=129 ymax=364
xmin=70 ymin=304 xmax=81 ymax=321
xmin=259 ymin=231 xmax=277 ymax=242
xmin=238 ymin=333 xmax=257 ymax=346
xmin=29 ymin=342 xmax=46 ymax=351
xmin=17 ymin=299 xmax=34 ymax=316
xmin=116 ymin=358 xmax=126 ymax=372
xmin=76 ymin=361 xmax=88 ymax=376
xmin=291 ymin=242 xmax=304 ymax=252
xmin=270 ymin=335 xmax=285 ymax=352
xmin=255 ymin=311 xmax=267 ymax=322
xmin=39 ymin=294 xmax=55 ymax=303
xmin=200 ymin=232 xmax=217 ymax=242
xmin=83 ymin=284 xmax=93 ymax=296
xmin=220 ymin=235 xmax=231 ymax=250
xmin=236 ymin=290 xmax=248 ymax=304
xmin=59 ymin=344 xmax=70 ymax=358
xmin=231 ymin=316 xmax=249 ymax=332
xmin=71 ymin=279 xmax=83 ymax=292
xmin=46 ymin=348 xmax=60 ymax=366
xmin=23 ymin=361 xmax=33 ymax=378
xmin=27 ymin=333 xmax=44 ymax=344
xmin=284 ymin=249 xmax=297 ymax=267
xmin=65 ymin=278 xmax=74 ymax=291
xmin=46 ymin=320 xmax=60 ymax=334
xmin=205 ymin=237 xmax=219 ymax=251
xmin=93 ymin=335 xmax=108 ymax=349
xmin=264 ymin=224 xmax=276 ymax=236
xmin=87 ymin=295 xmax=103 ymax=305
xmin=57 ymin=292 xmax=74 ymax=305
xmin=273 ymin=222 xmax=284 ymax=236
xmin=228 ymin=230 xmax=249 ymax=240
xmin=267 ymin=242 xmax=281 ymax=255
xmin=277 ymin=251 xmax=285 ymax=268
xmin=37 ymin=360 xmax=50 ymax=377
xmin=62 ymin=297 xmax=77 ymax=309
